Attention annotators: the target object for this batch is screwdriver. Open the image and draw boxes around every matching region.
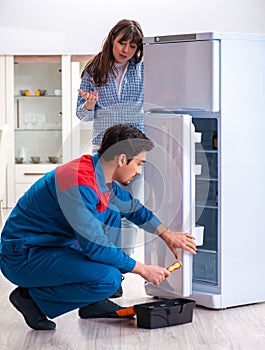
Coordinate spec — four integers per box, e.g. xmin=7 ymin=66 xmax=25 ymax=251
xmin=116 ymin=260 xmax=183 ymax=317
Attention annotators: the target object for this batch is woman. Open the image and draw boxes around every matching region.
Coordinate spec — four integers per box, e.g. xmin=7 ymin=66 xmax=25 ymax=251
xmin=76 ymin=19 xmax=144 ymax=296
xmin=76 ymin=19 xmax=144 ymax=151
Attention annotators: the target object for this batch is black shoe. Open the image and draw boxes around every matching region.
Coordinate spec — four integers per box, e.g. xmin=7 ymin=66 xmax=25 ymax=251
xmin=78 ymin=299 xmax=133 ymax=319
xmin=9 ymin=287 xmax=56 ymax=330
xmin=110 ymin=285 xmax=123 ymax=298
xmin=110 ymin=276 xmax=124 ymax=298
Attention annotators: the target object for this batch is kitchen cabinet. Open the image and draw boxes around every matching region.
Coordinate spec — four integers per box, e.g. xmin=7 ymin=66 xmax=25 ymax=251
xmin=2 ymin=54 xmax=94 ymax=207
xmin=14 ymin=57 xmax=63 ymax=164
xmin=4 ymin=55 xmax=73 ymax=206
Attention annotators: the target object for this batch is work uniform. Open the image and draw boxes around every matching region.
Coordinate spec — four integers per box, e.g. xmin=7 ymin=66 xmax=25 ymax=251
xmin=0 ymin=154 xmax=161 ymax=318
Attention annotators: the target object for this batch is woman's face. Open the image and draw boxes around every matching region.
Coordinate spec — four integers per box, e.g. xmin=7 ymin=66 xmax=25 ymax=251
xmin=112 ymin=34 xmax=138 ymax=64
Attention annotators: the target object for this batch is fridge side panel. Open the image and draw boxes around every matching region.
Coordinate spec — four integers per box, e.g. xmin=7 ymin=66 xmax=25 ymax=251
xmin=220 ymin=37 xmax=265 ymax=307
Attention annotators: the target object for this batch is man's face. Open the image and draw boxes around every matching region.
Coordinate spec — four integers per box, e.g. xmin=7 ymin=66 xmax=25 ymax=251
xmin=112 ymin=151 xmax=146 ymax=186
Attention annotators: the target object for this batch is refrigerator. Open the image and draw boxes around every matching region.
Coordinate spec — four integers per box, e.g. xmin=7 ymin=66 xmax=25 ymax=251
xmin=143 ymin=32 xmax=265 ymax=309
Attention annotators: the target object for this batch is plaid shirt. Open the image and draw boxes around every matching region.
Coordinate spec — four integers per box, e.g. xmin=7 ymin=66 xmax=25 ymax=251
xmin=76 ymin=59 xmax=144 ymax=146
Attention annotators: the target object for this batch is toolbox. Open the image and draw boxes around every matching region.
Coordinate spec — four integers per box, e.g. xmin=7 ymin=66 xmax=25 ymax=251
xmin=133 ymin=298 xmax=195 ymax=329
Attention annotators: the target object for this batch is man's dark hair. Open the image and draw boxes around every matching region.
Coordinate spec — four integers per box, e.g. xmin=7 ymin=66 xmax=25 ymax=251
xmin=98 ymin=124 xmax=154 ymax=162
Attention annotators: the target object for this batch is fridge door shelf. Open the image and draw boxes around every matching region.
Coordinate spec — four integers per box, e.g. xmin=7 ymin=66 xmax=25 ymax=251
xmin=195 ymin=164 xmax=202 ymax=176
xmin=194 ymin=132 xmax=202 ymax=143
xmin=192 ymin=225 xmax=204 ymax=246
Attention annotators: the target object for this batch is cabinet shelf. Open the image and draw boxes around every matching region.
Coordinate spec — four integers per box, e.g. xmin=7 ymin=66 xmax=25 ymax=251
xmin=15 ymin=128 xmax=62 ymax=132
xmin=14 ymin=95 xmax=62 ymax=98
xmin=15 ymin=162 xmax=61 ymax=165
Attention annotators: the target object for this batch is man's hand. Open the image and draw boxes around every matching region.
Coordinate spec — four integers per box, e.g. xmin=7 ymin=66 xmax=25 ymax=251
xmin=131 ymin=261 xmax=170 ymax=285
xmin=155 ymin=225 xmax=197 ymax=259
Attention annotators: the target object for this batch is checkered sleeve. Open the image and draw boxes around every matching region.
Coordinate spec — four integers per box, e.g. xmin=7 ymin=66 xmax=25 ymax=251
xmin=76 ymin=60 xmax=144 ymax=145
xmin=76 ymin=71 xmax=95 ymax=121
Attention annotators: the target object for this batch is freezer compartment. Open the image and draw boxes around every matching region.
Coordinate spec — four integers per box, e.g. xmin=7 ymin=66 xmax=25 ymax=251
xmin=143 ymin=39 xmax=220 ymax=112
xmin=134 ymin=298 xmax=195 ymax=329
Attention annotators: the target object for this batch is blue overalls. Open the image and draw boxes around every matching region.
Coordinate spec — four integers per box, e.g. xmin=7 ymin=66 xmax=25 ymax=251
xmin=0 ymin=154 xmax=161 ymax=318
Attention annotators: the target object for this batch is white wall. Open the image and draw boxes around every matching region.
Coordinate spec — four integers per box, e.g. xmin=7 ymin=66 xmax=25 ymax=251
xmin=0 ymin=0 xmax=265 ymax=54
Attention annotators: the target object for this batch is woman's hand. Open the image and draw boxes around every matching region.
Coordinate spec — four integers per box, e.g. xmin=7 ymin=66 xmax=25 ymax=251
xmin=131 ymin=261 xmax=170 ymax=285
xmin=156 ymin=225 xmax=197 ymax=260
xmin=78 ymin=88 xmax=98 ymax=111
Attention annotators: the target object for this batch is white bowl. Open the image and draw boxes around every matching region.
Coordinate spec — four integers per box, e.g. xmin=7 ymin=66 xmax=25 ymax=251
xmin=54 ymin=89 xmax=61 ymax=96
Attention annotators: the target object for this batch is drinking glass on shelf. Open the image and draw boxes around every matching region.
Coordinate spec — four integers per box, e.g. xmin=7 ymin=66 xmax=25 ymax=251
xmin=56 ymin=112 xmax=62 ymax=129
xmin=30 ymin=113 xmax=38 ymax=129
xmin=18 ymin=147 xmax=29 ymax=162
xmin=38 ymin=113 xmax=46 ymax=129
xmin=22 ymin=114 xmax=30 ymax=129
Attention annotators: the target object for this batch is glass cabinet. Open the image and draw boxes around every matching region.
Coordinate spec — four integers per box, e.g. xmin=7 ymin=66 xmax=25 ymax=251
xmin=14 ymin=56 xmax=63 ymax=164
xmin=2 ymin=54 xmax=94 ymax=207
xmin=5 ymin=55 xmax=72 ymax=206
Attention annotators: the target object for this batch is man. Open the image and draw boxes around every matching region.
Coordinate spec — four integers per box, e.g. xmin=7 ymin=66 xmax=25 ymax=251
xmin=0 ymin=124 xmax=196 ymax=331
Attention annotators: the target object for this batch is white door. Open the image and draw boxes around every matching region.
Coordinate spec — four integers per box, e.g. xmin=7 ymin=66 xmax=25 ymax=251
xmin=144 ymin=113 xmax=197 ymax=298
xmin=143 ymin=39 xmax=220 ymax=112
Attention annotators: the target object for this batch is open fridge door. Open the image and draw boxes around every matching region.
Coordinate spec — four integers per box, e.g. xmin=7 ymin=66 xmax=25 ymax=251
xmin=144 ymin=112 xmax=201 ymax=298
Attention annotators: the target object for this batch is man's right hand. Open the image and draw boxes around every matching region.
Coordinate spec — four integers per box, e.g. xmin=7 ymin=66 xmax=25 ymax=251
xmin=155 ymin=225 xmax=197 ymax=260
xmin=131 ymin=261 xmax=170 ymax=285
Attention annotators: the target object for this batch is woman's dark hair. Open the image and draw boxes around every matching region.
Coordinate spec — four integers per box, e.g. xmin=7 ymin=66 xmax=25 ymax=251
xmin=98 ymin=124 xmax=154 ymax=162
xmin=81 ymin=19 xmax=143 ymax=87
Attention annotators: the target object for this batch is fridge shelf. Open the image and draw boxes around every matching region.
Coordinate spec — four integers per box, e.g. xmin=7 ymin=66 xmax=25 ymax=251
xmin=196 ymin=177 xmax=218 ymax=182
xmin=196 ymin=204 xmax=218 ymax=210
xmin=196 ymin=149 xmax=218 ymax=154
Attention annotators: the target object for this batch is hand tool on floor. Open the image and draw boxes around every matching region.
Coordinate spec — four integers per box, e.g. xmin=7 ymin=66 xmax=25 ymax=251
xmin=116 ymin=260 xmax=183 ymax=317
